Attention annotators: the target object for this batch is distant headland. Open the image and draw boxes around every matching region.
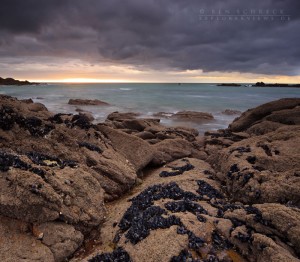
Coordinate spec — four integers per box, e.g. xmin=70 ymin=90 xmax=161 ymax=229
xmin=218 ymin=82 xmax=300 ymax=88
xmin=0 ymin=77 xmax=39 ymax=86
xmin=254 ymin=82 xmax=300 ymax=87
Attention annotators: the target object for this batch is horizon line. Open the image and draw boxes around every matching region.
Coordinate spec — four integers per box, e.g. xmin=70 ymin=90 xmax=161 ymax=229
xmin=33 ymin=81 xmax=300 ymax=84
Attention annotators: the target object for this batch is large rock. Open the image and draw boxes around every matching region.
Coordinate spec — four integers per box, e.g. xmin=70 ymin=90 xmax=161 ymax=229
xmin=0 ymin=160 xmax=105 ymax=229
xmin=103 ymin=111 xmax=206 ymax=167
xmin=0 ymin=216 xmax=54 ymax=262
xmin=229 ymin=98 xmax=300 ymax=132
xmin=151 ymin=138 xmax=206 ymax=166
xmin=206 ymin=125 xmax=300 ymax=205
xmin=36 ymin=222 xmax=84 ymax=262
xmin=77 ymin=158 xmax=300 ymax=262
xmin=2 ymin=95 xmax=299 ymax=262
xmin=90 ymin=148 xmax=137 ymax=200
xmin=205 ymin=99 xmax=300 ymax=207
xmin=171 ymin=110 xmax=214 ymax=122
xmin=224 ymin=204 xmax=300 ymax=262
xmin=96 ymin=124 xmax=154 ymax=172
xmin=105 ymin=112 xmax=160 ymax=132
xmin=106 ymin=111 xmax=140 ymax=121
xmin=0 ymin=95 xmax=157 ymax=261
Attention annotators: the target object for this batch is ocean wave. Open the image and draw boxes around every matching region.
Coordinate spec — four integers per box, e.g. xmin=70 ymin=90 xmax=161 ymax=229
xmin=119 ymin=88 xmax=132 ymax=91
xmin=184 ymin=95 xmax=212 ymax=98
xmin=44 ymin=94 xmax=65 ymax=97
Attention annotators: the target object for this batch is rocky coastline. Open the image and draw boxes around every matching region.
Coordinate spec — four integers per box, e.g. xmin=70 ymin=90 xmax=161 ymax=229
xmin=254 ymin=82 xmax=300 ymax=88
xmin=0 ymin=77 xmax=39 ymax=86
xmin=0 ymin=95 xmax=299 ymax=262
xmin=217 ymin=82 xmax=300 ymax=88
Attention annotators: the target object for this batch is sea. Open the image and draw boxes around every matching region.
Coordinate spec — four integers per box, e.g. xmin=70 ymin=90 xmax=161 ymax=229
xmin=1 ymin=83 xmax=300 ymax=134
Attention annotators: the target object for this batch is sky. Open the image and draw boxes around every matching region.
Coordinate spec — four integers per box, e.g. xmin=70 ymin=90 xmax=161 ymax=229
xmin=0 ymin=0 xmax=300 ymax=83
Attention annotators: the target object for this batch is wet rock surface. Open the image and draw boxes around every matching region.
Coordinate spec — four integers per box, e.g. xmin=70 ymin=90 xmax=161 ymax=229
xmin=0 ymin=95 xmax=208 ymax=261
xmin=68 ymin=99 xmax=110 ymax=106
xmin=73 ymin=99 xmax=300 ymax=262
xmin=88 ymin=247 xmax=131 ymax=262
xmin=150 ymin=111 xmax=214 ymax=123
xmin=229 ymin=98 xmax=300 ymax=132
xmin=171 ymin=111 xmax=214 ymax=122
xmin=1 ymin=96 xmax=299 ymax=262
xmin=74 ymin=156 xmax=299 ymax=262
xmin=222 ymin=109 xmax=242 ymax=115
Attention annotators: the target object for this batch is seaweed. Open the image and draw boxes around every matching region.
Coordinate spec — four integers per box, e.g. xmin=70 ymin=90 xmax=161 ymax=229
xmin=210 ymin=200 xmax=242 ymax=214
xmin=0 ymin=106 xmax=54 ymax=136
xmin=229 ymin=218 xmax=245 ymax=228
xmin=227 ymin=164 xmax=239 ymax=180
xmin=188 ymin=232 xmax=206 ymax=250
xmin=30 ymin=183 xmax=43 ymax=195
xmin=0 ymin=152 xmax=46 ymax=178
xmin=259 ymin=144 xmax=272 ymax=156
xmin=27 ymin=152 xmax=60 ymax=167
xmin=235 ymin=231 xmax=252 ymax=243
xmin=245 ymin=206 xmax=272 ymax=227
xmin=18 ymin=116 xmax=54 ymax=137
xmin=197 ymin=214 xmax=207 ymax=223
xmin=241 ymin=173 xmax=254 ymax=186
xmin=173 ymin=163 xmax=195 ymax=172
xmin=196 ymin=180 xmax=224 ymax=199
xmin=177 ymin=226 xmax=189 ymax=235
xmin=253 ymin=166 xmax=265 ymax=171
xmin=211 ymin=230 xmax=233 ymax=250
xmin=176 ymin=226 xmax=206 ymax=251
xmin=48 ymin=113 xmax=68 ymax=124
xmin=159 ymin=170 xmax=182 ymax=177
xmin=203 ymin=254 xmax=220 ymax=262
xmin=0 ymin=152 xmax=29 ymax=171
xmin=61 ymin=159 xmax=78 ymax=168
xmin=171 ymin=250 xmax=200 ymax=262
xmin=246 ymin=156 xmax=256 ymax=164
xmin=70 ymin=114 xmax=92 ymax=130
xmin=30 ymin=167 xmax=46 ymax=178
xmin=78 ymin=142 xmax=103 ymax=153
xmin=165 ymin=200 xmax=208 ymax=215
xmin=88 ymin=247 xmax=132 ymax=262
xmin=159 ymin=162 xmax=194 ymax=177
xmin=27 ymin=152 xmax=77 ymax=168
xmin=0 ymin=106 xmax=16 ymax=130
xmin=121 ymin=205 xmax=182 ymax=244
xmin=216 ymin=209 xmax=224 ymax=218
xmin=230 ymin=147 xmax=251 ymax=154
xmin=117 ymin=183 xmax=200 ymax=244
xmin=255 ymin=190 xmax=261 ymax=199
xmin=204 ymin=170 xmax=214 ymax=176
xmin=0 ymin=151 xmax=31 ymax=170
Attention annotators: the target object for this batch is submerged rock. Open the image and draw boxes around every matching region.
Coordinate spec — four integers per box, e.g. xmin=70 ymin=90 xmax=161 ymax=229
xmin=68 ymin=99 xmax=110 ymax=106
xmin=222 ymin=109 xmax=242 ymax=115
xmin=171 ymin=111 xmax=214 ymax=122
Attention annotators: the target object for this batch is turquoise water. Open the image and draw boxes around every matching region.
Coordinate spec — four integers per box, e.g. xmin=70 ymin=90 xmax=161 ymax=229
xmin=1 ymin=83 xmax=300 ymax=133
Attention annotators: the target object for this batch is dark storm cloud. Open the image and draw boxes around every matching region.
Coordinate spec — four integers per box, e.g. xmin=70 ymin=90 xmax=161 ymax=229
xmin=0 ymin=0 xmax=300 ymax=75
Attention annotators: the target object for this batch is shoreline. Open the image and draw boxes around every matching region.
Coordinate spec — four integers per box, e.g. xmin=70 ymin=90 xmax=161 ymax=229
xmin=0 ymin=95 xmax=300 ymax=261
